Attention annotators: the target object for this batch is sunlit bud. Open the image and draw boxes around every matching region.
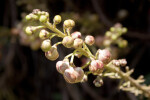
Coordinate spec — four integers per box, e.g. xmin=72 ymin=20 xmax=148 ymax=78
xmin=105 ymin=31 xmax=112 ymax=37
xmin=118 ymin=40 xmax=128 ymax=48
xmin=110 ymin=27 xmax=115 ymax=32
xmin=63 ymin=67 xmax=84 ymax=83
xmin=62 ymin=36 xmax=74 ymax=48
xmin=68 ymin=19 xmax=75 ymax=27
xmin=25 ymin=26 xmax=34 ymax=35
xmin=71 ymin=31 xmax=81 ymax=39
xmin=111 ymin=34 xmax=118 ymax=40
xmin=26 ymin=15 xmax=32 ymax=20
xmin=45 ymin=46 xmax=59 ymax=61
xmin=89 ymin=60 xmax=104 ymax=75
xmin=97 ymin=49 xmax=111 ymax=64
xmin=85 ymin=35 xmax=95 ymax=46
xmin=39 ymin=15 xmax=48 ymax=23
xmin=112 ymin=60 xmax=120 ymax=66
xmin=30 ymin=14 xmax=38 ymax=20
xmin=30 ymin=39 xmax=41 ymax=50
xmin=63 ymin=20 xmax=71 ymax=28
xmin=122 ymin=27 xmax=127 ymax=33
xmin=39 ymin=29 xmax=51 ymax=39
xmin=119 ymin=59 xmax=127 ymax=66
xmin=81 ymin=74 xmax=88 ymax=82
xmin=41 ymin=39 xmax=51 ymax=52
xmin=56 ymin=61 xmax=69 ymax=74
xmin=103 ymin=39 xmax=112 ymax=47
xmin=93 ymin=78 xmax=103 ymax=87
xmin=73 ymin=38 xmax=83 ymax=48
xmin=53 ymin=15 xmax=61 ymax=24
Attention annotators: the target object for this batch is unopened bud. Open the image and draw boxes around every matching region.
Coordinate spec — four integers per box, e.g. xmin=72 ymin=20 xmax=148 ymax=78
xmin=73 ymin=38 xmax=83 ymax=48
xmin=39 ymin=29 xmax=51 ymax=39
xmin=63 ymin=20 xmax=71 ymax=28
xmin=62 ymin=36 xmax=74 ymax=48
xmin=89 ymin=60 xmax=104 ymax=75
xmin=118 ymin=40 xmax=128 ymax=48
xmin=25 ymin=26 xmax=33 ymax=35
xmin=85 ymin=35 xmax=95 ymax=46
xmin=119 ymin=59 xmax=127 ymax=66
xmin=63 ymin=67 xmax=84 ymax=83
xmin=71 ymin=31 xmax=81 ymax=39
xmin=26 ymin=15 xmax=32 ymax=20
xmin=39 ymin=15 xmax=48 ymax=23
xmin=93 ymin=78 xmax=103 ymax=87
xmin=68 ymin=19 xmax=75 ymax=27
xmin=97 ymin=49 xmax=111 ymax=64
xmin=32 ymin=9 xmax=41 ymax=14
xmin=105 ymin=31 xmax=112 ymax=37
xmin=56 ymin=61 xmax=69 ymax=74
xmin=122 ymin=27 xmax=127 ymax=33
xmin=53 ymin=15 xmax=61 ymax=24
xmin=41 ymin=39 xmax=51 ymax=52
xmin=112 ymin=60 xmax=120 ymax=66
xmin=45 ymin=46 xmax=59 ymax=61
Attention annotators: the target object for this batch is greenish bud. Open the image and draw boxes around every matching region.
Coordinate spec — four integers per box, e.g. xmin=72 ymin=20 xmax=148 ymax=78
xmin=68 ymin=19 xmax=75 ymax=27
xmin=111 ymin=34 xmax=118 ymax=40
xmin=39 ymin=30 xmax=51 ymax=39
xmin=63 ymin=20 xmax=71 ymax=28
xmin=41 ymin=39 xmax=51 ymax=52
xmin=118 ymin=40 xmax=128 ymax=48
xmin=110 ymin=27 xmax=115 ymax=32
xmin=62 ymin=36 xmax=74 ymax=48
xmin=25 ymin=26 xmax=33 ymax=35
xmin=105 ymin=31 xmax=112 ymax=37
xmin=39 ymin=15 xmax=48 ymax=23
xmin=53 ymin=15 xmax=61 ymax=24
xmin=26 ymin=15 xmax=32 ymax=20
xmin=122 ymin=27 xmax=127 ymax=33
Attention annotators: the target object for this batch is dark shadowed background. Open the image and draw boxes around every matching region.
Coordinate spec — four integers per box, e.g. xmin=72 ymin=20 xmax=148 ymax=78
xmin=0 ymin=0 xmax=150 ymax=100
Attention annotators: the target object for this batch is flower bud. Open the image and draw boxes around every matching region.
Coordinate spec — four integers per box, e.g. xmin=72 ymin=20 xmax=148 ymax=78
xmin=63 ymin=67 xmax=84 ymax=83
xmin=63 ymin=20 xmax=71 ymax=28
xmin=89 ymin=60 xmax=104 ymax=75
xmin=97 ymin=49 xmax=111 ymax=64
xmin=119 ymin=59 xmax=127 ymax=66
xmin=45 ymin=46 xmax=59 ymax=61
xmin=26 ymin=15 xmax=32 ymax=20
xmin=39 ymin=15 xmax=48 ymax=23
xmin=74 ymin=67 xmax=84 ymax=82
xmin=85 ymin=35 xmax=95 ymax=46
xmin=56 ymin=61 xmax=69 ymax=74
xmin=103 ymin=39 xmax=112 ymax=46
xmin=32 ymin=9 xmax=40 ymax=14
xmin=39 ymin=29 xmax=51 ymax=39
xmin=112 ymin=60 xmax=120 ymax=66
xmin=68 ymin=19 xmax=75 ymax=27
xmin=118 ymin=40 xmax=128 ymax=48
xmin=122 ymin=27 xmax=127 ymax=33
xmin=105 ymin=31 xmax=112 ymax=37
xmin=93 ymin=78 xmax=103 ymax=87
xmin=62 ymin=36 xmax=74 ymax=48
xmin=71 ymin=31 xmax=81 ymax=39
xmin=73 ymin=38 xmax=83 ymax=48
xmin=41 ymin=39 xmax=51 ymax=52
xmin=25 ymin=26 xmax=33 ymax=35
xmin=111 ymin=34 xmax=118 ymax=40
xmin=53 ymin=15 xmax=61 ymax=24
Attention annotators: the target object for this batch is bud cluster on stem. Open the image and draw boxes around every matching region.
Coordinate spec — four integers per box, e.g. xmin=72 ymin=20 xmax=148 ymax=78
xmin=24 ymin=9 xmax=150 ymax=98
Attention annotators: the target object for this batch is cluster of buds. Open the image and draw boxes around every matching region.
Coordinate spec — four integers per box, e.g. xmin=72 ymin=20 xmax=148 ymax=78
xmin=24 ymin=9 xmax=150 ymax=98
xmin=103 ymin=23 xmax=128 ymax=48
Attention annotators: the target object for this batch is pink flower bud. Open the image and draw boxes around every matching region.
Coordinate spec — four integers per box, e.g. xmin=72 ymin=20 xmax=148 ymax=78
xmin=119 ymin=59 xmax=127 ymax=66
xmin=45 ymin=46 xmax=59 ymax=61
xmin=85 ymin=35 xmax=95 ymax=46
xmin=73 ymin=38 xmax=83 ymax=48
xmin=89 ymin=60 xmax=104 ymax=75
xmin=63 ymin=67 xmax=84 ymax=83
xmin=62 ymin=36 xmax=74 ymax=48
xmin=56 ymin=61 xmax=69 ymax=74
xmin=71 ymin=31 xmax=81 ymax=39
xmin=97 ymin=49 xmax=111 ymax=64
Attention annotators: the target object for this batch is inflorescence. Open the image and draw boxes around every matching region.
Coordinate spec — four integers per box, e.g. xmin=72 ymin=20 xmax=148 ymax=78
xmin=24 ymin=9 xmax=150 ymax=98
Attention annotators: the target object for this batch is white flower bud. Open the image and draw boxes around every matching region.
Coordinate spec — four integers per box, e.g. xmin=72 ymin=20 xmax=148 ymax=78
xmin=71 ymin=31 xmax=81 ymax=39
xmin=41 ymin=39 xmax=51 ymax=52
xmin=56 ymin=61 xmax=69 ymax=74
xmin=73 ymin=38 xmax=83 ymax=48
xmin=62 ymin=36 xmax=74 ymax=48
xmin=85 ymin=35 xmax=95 ymax=46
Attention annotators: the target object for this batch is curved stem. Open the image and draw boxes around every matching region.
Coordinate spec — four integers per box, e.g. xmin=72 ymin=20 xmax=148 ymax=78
xmin=105 ymin=62 xmax=150 ymax=97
